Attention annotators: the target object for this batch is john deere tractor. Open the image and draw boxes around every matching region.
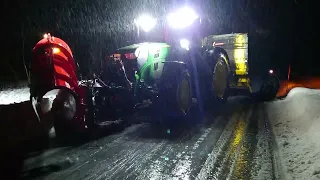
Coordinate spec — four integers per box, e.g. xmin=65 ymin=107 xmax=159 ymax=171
xmin=92 ymin=7 xmax=252 ymax=124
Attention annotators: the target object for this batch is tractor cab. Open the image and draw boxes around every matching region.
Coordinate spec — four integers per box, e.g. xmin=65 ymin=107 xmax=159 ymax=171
xmin=104 ymin=43 xmax=171 ymax=89
xmin=103 ymin=7 xmax=206 ymax=88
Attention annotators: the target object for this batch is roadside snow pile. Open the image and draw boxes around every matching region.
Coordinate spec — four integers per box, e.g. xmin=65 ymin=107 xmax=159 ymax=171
xmin=0 ymin=87 xmax=29 ymax=104
xmin=267 ymin=87 xmax=320 ymax=180
xmin=0 ymin=81 xmax=28 ymax=90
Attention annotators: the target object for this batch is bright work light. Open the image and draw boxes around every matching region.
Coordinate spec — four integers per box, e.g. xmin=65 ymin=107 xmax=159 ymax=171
xmin=167 ymin=7 xmax=199 ymax=29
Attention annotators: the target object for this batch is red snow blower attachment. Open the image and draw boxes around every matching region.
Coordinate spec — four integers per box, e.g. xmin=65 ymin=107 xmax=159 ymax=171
xmin=29 ymin=33 xmax=86 ymax=133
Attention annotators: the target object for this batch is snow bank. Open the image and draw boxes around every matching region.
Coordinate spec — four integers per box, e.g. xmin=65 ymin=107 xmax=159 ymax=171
xmin=267 ymin=87 xmax=320 ymax=180
xmin=0 ymin=87 xmax=29 ymax=104
xmin=0 ymin=81 xmax=28 ymax=90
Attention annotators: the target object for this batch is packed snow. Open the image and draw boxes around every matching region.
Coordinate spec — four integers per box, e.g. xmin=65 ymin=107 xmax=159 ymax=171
xmin=0 ymin=83 xmax=58 ymax=105
xmin=267 ymin=87 xmax=320 ymax=180
xmin=0 ymin=87 xmax=29 ymax=105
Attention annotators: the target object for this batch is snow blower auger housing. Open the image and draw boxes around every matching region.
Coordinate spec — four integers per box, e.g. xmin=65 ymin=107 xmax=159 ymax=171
xmin=29 ymin=33 xmax=87 ymax=137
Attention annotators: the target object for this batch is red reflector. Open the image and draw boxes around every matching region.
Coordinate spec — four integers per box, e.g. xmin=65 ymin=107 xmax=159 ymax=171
xmin=109 ymin=54 xmax=121 ymax=61
xmin=124 ymin=53 xmax=137 ymax=60
xmin=213 ymin=42 xmax=224 ymax=46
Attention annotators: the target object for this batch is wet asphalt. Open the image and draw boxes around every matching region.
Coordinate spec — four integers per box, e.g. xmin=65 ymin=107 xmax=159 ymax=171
xmin=21 ymin=97 xmax=278 ymax=180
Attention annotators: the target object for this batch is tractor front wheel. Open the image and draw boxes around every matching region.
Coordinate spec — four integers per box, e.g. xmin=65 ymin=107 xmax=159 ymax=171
xmin=158 ymin=64 xmax=193 ymax=121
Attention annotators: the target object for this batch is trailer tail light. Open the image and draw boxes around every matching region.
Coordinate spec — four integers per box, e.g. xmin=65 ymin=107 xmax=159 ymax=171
xmin=213 ymin=42 xmax=224 ymax=46
xmin=124 ymin=53 xmax=137 ymax=60
xmin=108 ymin=53 xmax=137 ymax=61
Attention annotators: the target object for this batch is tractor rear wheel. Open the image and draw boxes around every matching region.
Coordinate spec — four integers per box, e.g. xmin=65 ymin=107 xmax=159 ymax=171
xmin=212 ymin=54 xmax=229 ymax=103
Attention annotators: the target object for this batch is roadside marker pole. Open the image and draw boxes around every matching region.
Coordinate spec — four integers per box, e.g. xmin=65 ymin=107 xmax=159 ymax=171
xmin=287 ymin=64 xmax=291 ymax=80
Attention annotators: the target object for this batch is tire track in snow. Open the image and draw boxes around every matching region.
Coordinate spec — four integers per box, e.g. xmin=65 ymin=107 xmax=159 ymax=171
xmin=263 ymin=104 xmax=284 ymax=180
xmin=228 ymin=105 xmax=258 ymax=180
xmin=197 ymin=102 xmax=282 ymax=180
xmin=134 ymin=125 xmax=197 ymax=180
xmin=212 ymin=105 xmax=253 ymax=180
xmin=169 ymin=124 xmax=215 ymax=180
xmin=26 ymin=124 xmax=145 ymax=180
xmin=250 ymin=104 xmax=275 ymax=180
xmin=196 ymin=105 xmax=253 ymax=180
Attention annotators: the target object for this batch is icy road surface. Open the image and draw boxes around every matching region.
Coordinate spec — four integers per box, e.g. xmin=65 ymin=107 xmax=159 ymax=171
xmin=20 ymin=97 xmax=280 ymax=180
xmin=0 ymin=84 xmax=280 ymax=180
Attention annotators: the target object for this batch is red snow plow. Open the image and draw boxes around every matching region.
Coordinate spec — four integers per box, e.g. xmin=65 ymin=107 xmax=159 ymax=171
xmin=28 ymin=33 xmax=133 ymax=141
xmin=29 ymin=33 xmax=87 ymax=138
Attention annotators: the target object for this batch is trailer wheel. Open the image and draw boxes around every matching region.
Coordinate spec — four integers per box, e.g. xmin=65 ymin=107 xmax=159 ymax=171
xmin=212 ymin=54 xmax=229 ymax=103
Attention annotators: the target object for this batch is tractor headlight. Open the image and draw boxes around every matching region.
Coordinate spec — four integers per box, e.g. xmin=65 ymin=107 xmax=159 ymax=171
xmin=167 ymin=7 xmax=199 ymax=29
xmin=134 ymin=15 xmax=157 ymax=32
xmin=180 ymin=39 xmax=190 ymax=50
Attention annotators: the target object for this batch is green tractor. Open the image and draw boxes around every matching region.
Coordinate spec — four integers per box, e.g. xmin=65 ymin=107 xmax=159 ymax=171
xmin=96 ymin=37 xmax=250 ymax=124
xmin=90 ymin=8 xmax=251 ymax=124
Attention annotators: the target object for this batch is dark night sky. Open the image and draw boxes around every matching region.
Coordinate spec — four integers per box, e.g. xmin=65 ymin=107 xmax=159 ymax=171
xmin=1 ymin=0 xmax=315 ymax=82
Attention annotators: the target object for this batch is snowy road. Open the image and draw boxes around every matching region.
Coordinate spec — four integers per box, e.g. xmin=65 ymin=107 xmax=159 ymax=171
xmin=19 ymin=97 xmax=280 ymax=180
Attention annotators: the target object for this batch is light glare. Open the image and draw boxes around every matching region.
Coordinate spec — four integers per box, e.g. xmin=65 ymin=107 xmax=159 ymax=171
xmin=53 ymin=48 xmax=60 ymax=54
xmin=167 ymin=7 xmax=198 ymax=29
xmin=180 ymin=39 xmax=190 ymax=50
xmin=135 ymin=15 xmax=157 ymax=32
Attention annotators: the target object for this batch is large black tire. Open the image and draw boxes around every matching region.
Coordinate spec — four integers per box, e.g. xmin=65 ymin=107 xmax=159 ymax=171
xmin=259 ymin=74 xmax=280 ymax=101
xmin=50 ymin=89 xmax=80 ymax=144
xmin=176 ymin=71 xmax=192 ymax=115
xmin=158 ymin=65 xmax=193 ymax=121
xmin=212 ymin=53 xmax=229 ymax=103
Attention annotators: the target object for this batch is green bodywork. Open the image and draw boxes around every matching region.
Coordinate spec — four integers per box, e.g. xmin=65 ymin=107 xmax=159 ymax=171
xmin=117 ymin=42 xmax=171 ymax=84
xmin=116 ymin=33 xmax=251 ymax=93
